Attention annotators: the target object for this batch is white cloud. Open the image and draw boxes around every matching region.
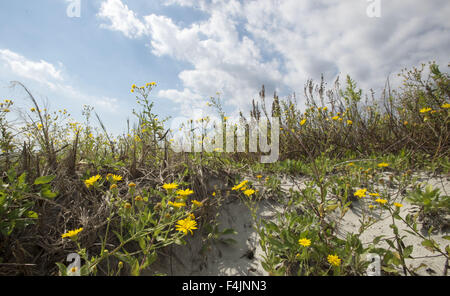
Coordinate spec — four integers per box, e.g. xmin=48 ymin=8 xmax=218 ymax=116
xmin=97 ymin=0 xmax=147 ymax=38
xmin=97 ymin=0 xmax=450 ymax=114
xmin=0 ymin=48 xmax=120 ymax=113
xmin=0 ymin=49 xmax=63 ymax=87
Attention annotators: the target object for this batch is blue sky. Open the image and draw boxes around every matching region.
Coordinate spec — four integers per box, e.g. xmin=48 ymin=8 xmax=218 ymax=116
xmin=1 ymin=0 xmax=449 ymax=135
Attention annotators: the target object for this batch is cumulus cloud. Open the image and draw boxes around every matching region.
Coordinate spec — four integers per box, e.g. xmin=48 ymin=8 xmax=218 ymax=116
xmin=97 ymin=0 xmax=450 ymax=116
xmin=0 ymin=49 xmax=63 ymax=87
xmin=97 ymin=0 xmax=147 ymax=38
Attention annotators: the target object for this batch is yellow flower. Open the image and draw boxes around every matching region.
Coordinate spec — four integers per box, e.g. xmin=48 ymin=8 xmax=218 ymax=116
xmin=85 ymin=175 xmax=101 ymax=188
xmin=442 ymin=103 xmax=450 ymax=109
xmin=175 ymin=217 xmax=198 ymax=235
xmin=128 ymin=182 xmax=136 ymax=188
xmin=404 ymin=121 xmax=408 ymax=125
xmin=168 ymin=201 xmax=186 ymax=208
xmin=300 ymin=119 xmax=307 ymax=126
xmin=124 ymin=202 xmax=132 ymax=209
xmin=368 ymin=205 xmax=376 ymax=210
xmin=375 ymin=198 xmax=388 ymax=205
xmin=135 ymin=195 xmax=143 ymax=202
xmin=368 ymin=192 xmax=380 ymax=197
xmin=332 ymin=115 xmax=339 ymax=120
xmin=393 ymin=202 xmax=403 ymax=208
xmin=176 ymin=188 xmax=194 ymax=196
xmin=189 ymin=213 xmax=195 ymax=220
xmin=232 ymin=180 xmax=248 ymax=191
xmin=420 ymin=107 xmax=432 ymax=113
xmin=163 ymin=183 xmax=179 ymax=191
xmin=243 ymin=189 xmax=255 ymax=197
xmin=192 ymin=200 xmax=203 ymax=207
xmin=327 ymin=254 xmax=341 ymax=266
xmin=110 ymin=184 xmax=117 ymax=190
xmin=354 ymin=188 xmax=367 ymax=198
xmin=377 ymin=162 xmax=389 ymax=168
xmin=347 ymin=120 xmax=353 ymax=125
xmin=322 ymin=107 xmax=328 ymax=111
xmin=256 ymin=175 xmax=263 ymax=179
xmin=212 ymin=192 xmax=216 ymax=197
xmin=30 ymin=108 xmax=36 ymax=112
xmin=61 ymin=228 xmax=83 ymax=239
xmin=298 ymin=238 xmax=311 ymax=247
xmin=110 ymin=174 xmax=122 ymax=182
xmin=37 ymin=124 xmax=43 ymax=130
xmin=131 ymin=84 xmax=136 ymax=89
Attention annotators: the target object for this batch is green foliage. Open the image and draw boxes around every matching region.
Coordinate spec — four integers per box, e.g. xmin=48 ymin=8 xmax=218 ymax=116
xmin=407 ymin=184 xmax=450 ymax=214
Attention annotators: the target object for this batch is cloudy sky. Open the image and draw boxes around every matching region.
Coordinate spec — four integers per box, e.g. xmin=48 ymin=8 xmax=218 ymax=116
xmin=0 ymin=0 xmax=449 ymax=134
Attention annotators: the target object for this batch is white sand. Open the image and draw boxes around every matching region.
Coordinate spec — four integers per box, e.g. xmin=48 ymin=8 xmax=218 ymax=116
xmin=149 ymin=172 xmax=449 ymax=276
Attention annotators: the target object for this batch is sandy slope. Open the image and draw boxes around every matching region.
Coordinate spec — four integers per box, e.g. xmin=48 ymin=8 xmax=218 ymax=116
xmin=149 ymin=172 xmax=449 ymax=276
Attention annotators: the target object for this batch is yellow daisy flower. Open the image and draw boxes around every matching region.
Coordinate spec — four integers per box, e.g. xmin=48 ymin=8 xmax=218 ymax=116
xmin=176 ymin=188 xmax=194 ymax=196
xmin=61 ymin=228 xmax=83 ymax=239
xmin=175 ymin=217 xmax=198 ymax=235
xmin=243 ymin=189 xmax=256 ymax=197
xmin=162 ymin=183 xmax=179 ymax=191
xmin=375 ymin=198 xmax=388 ymax=205
xmin=232 ymin=180 xmax=248 ymax=191
xmin=354 ymin=188 xmax=367 ymax=198
xmin=192 ymin=200 xmax=203 ymax=207
xmin=85 ymin=175 xmax=101 ymax=188
xmin=298 ymin=238 xmax=311 ymax=247
xmin=327 ymin=254 xmax=341 ymax=266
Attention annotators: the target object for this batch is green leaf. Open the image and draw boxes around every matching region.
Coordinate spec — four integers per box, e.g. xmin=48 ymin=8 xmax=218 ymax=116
xmin=18 ymin=173 xmax=27 ymax=187
xmin=55 ymin=262 xmax=68 ymax=276
xmin=80 ymin=264 xmax=91 ymax=276
xmin=221 ymin=238 xmax=237 ymax=245
xmin=221 ymin=228 xmax=237 ymax=236
xmin=34 ymin=175 xmax=56 ymax=185
xmin=421 ymin=239 xmax=437 ymax=252
xmin=143 ymin=251 xmax=157 ymax=270
xmin=325 ymin=203 xmax=339 ymax=212
xmin=0 ymin=194 xmax=6 ymax=207
xmin=27 ymin=211 xmax=38 ymax=219
xmin=385 ymin=239 xmax=396 ymax=249
xmin=41 ymin=188 xmax=58 ymax=199
xmin=381 ymin=266 xmax=399 ymax=274
xmin=138 ymin=237 xmax=146 ymax=251
xmin=442 ymin=236 xmax=450 ymax=241
xmin=131 ymin=258 xmax=140 ymax=276
xmin=403 ymin=245 xmax=413 ymax=258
